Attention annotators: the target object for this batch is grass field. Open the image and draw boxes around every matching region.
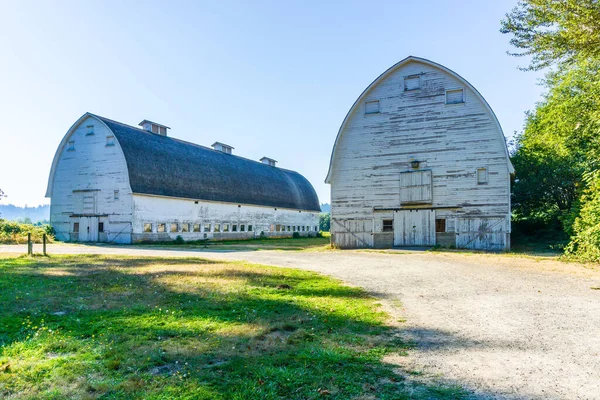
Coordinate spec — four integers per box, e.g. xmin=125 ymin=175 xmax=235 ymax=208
xmin=0 ymin=254 xmax=463 ymax=399
xmin=137 ymin=235 xmax=332 ymax=252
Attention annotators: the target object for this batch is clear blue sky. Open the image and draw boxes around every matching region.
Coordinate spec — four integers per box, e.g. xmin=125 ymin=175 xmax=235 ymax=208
xmin=0 ymin=0 xmax=544 ymax=207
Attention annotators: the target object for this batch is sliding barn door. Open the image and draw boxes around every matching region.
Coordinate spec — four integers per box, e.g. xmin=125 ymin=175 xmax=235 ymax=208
xmin=393 ymin=209 xmax=435 ymax=246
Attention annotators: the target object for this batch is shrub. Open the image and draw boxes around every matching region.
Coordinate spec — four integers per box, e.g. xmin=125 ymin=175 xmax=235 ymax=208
xmin=173 ymin=235 xmax=185 ymax=244
xmin=292 ymin=232 xmax=301 ymax=239
xmin=0 ymin=219 xmax=54 ymax=244
xmin=565 ymin=170 xmax=600 ymax=262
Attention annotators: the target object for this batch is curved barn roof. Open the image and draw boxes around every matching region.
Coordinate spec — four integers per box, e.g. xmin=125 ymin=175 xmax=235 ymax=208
xmin=324 ymin=56 xmax=515 ymax=183
xmin=48 ymin=113 xmax=320 ymax=212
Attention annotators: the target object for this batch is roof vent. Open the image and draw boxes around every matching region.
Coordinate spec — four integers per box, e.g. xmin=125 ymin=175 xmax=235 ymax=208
xmin=260 ymin=157 xmax=277 ymax=167
xmin=212 ymin=142 xmax=234 ymax=154
xmin=139 ymin=120 xmax=170 ymax=136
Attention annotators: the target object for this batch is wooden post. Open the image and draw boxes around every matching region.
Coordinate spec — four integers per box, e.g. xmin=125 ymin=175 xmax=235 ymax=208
xmin=27 ymin=233 xmax=32 ymax=256
xmin=43 ymin=234 xmax=47 ymax=256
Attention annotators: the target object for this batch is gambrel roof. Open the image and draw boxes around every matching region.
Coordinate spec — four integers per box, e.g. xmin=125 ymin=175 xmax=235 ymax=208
xmin=47 ymin=113 xmax=320 ymax=212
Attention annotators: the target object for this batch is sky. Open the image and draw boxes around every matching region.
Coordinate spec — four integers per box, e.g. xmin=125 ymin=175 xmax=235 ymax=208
xmin=0 ymin=0 xmax=545 ymax=207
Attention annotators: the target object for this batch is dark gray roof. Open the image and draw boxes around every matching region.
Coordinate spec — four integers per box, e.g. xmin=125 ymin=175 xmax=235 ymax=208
xmin=94 ymin=115 xmax=320 ymax=211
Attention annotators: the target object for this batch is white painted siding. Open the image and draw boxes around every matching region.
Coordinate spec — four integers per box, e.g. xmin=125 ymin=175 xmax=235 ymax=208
xmin=47 ymin=116 xmax=133 ymax=243
xmin=131 ymin=194 xmax=320 ymax=242
xmin=328 ymin=57 xmax=512 ymax=250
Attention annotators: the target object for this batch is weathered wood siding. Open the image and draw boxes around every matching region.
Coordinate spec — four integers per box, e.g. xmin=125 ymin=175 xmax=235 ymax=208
xmin=327 ymin=57 xmax=512 ymax=250
xmin=47 ymin=116 xmax=134 ymax=243
xmin=131 ymin=194 xmax=320 ymax=242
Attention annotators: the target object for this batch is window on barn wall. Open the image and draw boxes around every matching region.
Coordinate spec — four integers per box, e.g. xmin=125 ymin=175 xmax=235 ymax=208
xmin=114 ymin=190 xmax=119 ymax=200
xmin=400 ymin=170 xmax=433 ymax=204
xmin=106 ymin=136 xmax=115 ymax=146
xmin=193 ymin=223 xmax=201 ymax=232
xmin=98 ymin=222 xmax=104 ymax=232
xmin=214 ymin=223 xmax=221 ymax=232
xmin=67 ymin=141 xmax=75 ymax=151
xmin=232 ymin=224 xmax=237 ymax=232
xmin=240 ymin=224 xmax=245 ymax=232
xmin=158 ymin=223 xmax=166 ymax=233
xmin=86 ymin=125 xmax=94 ymax=135
xmin=159 ymin=127 xmax=167 ymax=135
xmin=205 ymin=223 xmax=211 ymax=232
xmin=477 ymin=167 xmax=488 ymax=185
xmin=446 ymin=88 xmax=465 ymax=104
xmin=73 ymin=222 xmax=79 ymax=233
xmin=365 ymin=100 xmax=380 ymax=114
xmin=144 ymin=223 xmax=152 ymax=233
xmin=248 ymin=225 xmax=253 ymax=232
xmin=152 ymin=125 xmax=159 ymax=134
xmin=435 ymin=219 xmax=446 ymax=233
xmin=223 ymin=224 xmax=229 ymax=232
xmin=404 ymin=75 xmax=421 ymax=91
xmin=382 ymin=219 xmax=393 ymax=232
xmin=170 ymin=223 xmax=178 ymax=232
xmin=315 ymin=226 xmax=318 ymax=232
xmin=181 ymin=223 xmax=189 ymax=232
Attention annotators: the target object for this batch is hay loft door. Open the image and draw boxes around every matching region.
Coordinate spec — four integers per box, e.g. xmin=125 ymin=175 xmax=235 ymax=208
xmin=393 ymin=209 xmax=435 ymax=246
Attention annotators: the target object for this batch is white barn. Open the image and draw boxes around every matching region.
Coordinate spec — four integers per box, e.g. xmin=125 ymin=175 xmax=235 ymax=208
xmin=46 ymin=113 xmax=320 ymax=243
xmin=326 ymin=56 xmax=514 ymax=250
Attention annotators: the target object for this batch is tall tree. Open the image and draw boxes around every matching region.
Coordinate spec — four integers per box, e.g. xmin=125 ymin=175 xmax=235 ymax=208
xmin=501 ymin=0 xmax=600 ymax=70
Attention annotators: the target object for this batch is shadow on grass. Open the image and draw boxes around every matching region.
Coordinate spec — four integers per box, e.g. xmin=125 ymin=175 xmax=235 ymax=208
xmin=0 ymin=255 xmax=520 ymax=399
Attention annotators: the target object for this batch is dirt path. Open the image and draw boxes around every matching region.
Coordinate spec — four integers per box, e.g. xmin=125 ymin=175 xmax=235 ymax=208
xmin=2 ymin=244 xmax=600 ymax=399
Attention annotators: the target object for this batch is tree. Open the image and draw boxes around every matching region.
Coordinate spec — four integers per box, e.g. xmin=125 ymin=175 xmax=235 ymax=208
xmin=319 ymin=213 xmax=330 ymax=232
xmin=501 ymin=0 xmax=600 ymax=70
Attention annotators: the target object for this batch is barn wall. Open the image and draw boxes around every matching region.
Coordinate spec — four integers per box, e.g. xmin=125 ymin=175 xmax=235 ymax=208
xmin=48 ymin=116 xmax=133 ymax=244
xmin=131 ymin=194 xmax=320 ymax=242
xmin=329 ymin=59 xmax=511 ymax=250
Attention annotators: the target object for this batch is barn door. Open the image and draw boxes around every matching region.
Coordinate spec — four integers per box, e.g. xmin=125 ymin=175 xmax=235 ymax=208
xmin=393 ymin=209 xmax=435 ymax=246
xmin=78 ymin=217 xmax=99 ymax=242
xmin=456 ymin=218 xmax=506 ymax=250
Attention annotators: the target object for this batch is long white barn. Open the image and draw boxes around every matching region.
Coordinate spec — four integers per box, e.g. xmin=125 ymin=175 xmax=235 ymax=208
xmin=326 ymin=56 xmax=514 ymax=250
xmin=46 ymin=113 xmax=320 ymax=243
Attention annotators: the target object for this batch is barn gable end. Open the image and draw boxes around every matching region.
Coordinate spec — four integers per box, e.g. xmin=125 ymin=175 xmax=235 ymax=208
xmin=326 ymin=56 xmax=512 ymax=250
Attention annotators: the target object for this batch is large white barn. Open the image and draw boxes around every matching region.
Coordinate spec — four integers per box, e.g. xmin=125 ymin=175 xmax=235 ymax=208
xmin=326 ymin=56 xmax=514 ymax=250
xmin=46 ymin=113 xmax=320 ymax=243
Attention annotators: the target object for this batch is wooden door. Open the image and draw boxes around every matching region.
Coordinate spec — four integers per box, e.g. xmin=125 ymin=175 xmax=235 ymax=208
xmin=456 ymin=218 xmax=506 ymax=250
xmin=393 ymin=209 xmax=435 ymax=246
xmin=78 ymin=217 xmax=99 ymax=242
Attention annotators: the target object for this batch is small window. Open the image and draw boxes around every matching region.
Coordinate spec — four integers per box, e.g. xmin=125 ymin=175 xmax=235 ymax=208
xmin=306 ymin=226 xmax=309 ymax=232
xmin=248 ymin=225 xmax=253 ymax=232
xmin=193 ymin=223 xmax=201 ymax=232
xmin=152 ymin=125 xmax=159 ymax=134
xmin=106 ymin=136 xmax=115 ymax=146
xmin=382 ymin=219 xmax=393 ymax=232
xmin=214 ymin=223 xmax=221 ymax=232
xmin=435 ymin=219 xmax=446 ymax=233
xmin=205 ymin=223 xmax=212 ymax=232
xmin=158 ymin=223 xmax=166 ymax=233
xmin=477 ymin=167 xmax=488 ymax=184
xmin=144 ymin=223 xmax=153 ymax=233
xmin=223 ymin=224 xmax=229 ymax=232
xmin=292 ymin=226 xmax=296 ymax=232
xmin=404 ymin=75 xmax=420 ymax=91
xmin=73 ymin=222 xmax=79 ymax=233
xmin=170 ymin=223 xmax=178 ymax=233
xmin=86 ymin=125 xmax=94 ymax=135
xmin=181 ymin=223 xmax=189 ymax=233
xmin=67 ymin=141 xmax=75 ymax=151
xmin=446 ymin=89 xmax=465 ymax=104
xmin=365 ymin=100 xmax=380 ymax=114
xmin=240 ymin=224 xmax=245 ymax=232
xmin=232 ymin=224 xmax=237 ymax=232
xmin=114 ymin=190 xmax=119 ymax=200
xmin=98 ymin=222 xmax=104 ymax=232
xmin=159 ymin=126 xmax=167 ymax=135
xmin=276 ymin=224 xmax=281 ymax=232
xmin=302 ymin=226 xmax=305 ymax=232
xmin=315 ymin=226 xmax=318 ymax=232
xmin=287 ymin=226 xmax=291 ymax=231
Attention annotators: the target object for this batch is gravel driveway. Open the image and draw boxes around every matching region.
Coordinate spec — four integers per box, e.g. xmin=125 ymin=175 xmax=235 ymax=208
xmin=2 ymin=244 xmax=600 ymax=399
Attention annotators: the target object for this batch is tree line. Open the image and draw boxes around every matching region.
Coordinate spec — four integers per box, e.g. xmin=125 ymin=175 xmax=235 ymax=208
xmin=502 ymin=0 xmax=600 ymax=261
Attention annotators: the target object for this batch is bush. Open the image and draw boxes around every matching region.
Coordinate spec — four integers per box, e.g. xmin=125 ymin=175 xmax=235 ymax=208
xmin=565 ymin=171 xmax=600 ymax=262
xmin=0 ymin=219 xmax=54 ymax=244
xmin=174 ymin=235 xmax=185 ymax=244
xmin=292 ymin=232 xmax=301 ymax=239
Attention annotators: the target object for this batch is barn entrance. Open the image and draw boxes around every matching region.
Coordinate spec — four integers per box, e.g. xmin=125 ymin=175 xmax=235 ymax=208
xmin=456 ymin=217 xmax=506 ymax=250
xmin=77 ymin=217 xmax=99 ymax=242
xmin=393 ymin=209 xmax=435 ymax=246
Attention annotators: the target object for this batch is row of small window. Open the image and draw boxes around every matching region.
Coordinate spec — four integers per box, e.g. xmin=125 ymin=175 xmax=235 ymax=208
xmin=67 ymin=132 xmax=114 ymax=151
xmin=273 ymin=225 xmax=318 ymax=232
xmin=144 ymin=222 xmax=253 ymax=233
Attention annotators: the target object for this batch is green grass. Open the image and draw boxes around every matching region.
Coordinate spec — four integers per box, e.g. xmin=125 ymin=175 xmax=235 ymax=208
xmin=0 ymin=254 xmax=464 ymax=399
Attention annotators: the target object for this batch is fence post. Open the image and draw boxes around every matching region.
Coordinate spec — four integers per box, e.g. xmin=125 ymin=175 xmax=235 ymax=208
xmin=43 ymin=234 xmax=47 ymax=256
xmin=27 ymin=233 xmax=32 ymax=256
